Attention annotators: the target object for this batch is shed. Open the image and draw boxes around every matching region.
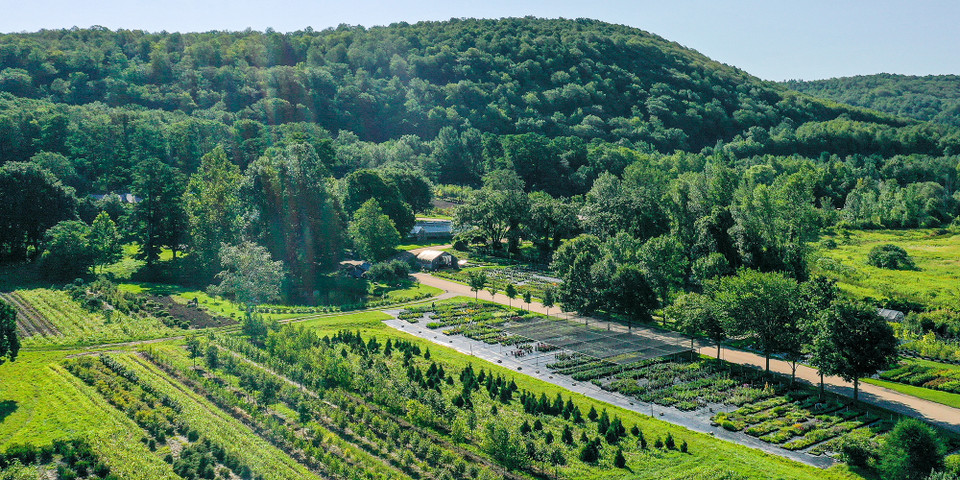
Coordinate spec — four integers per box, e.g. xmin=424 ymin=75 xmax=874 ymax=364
xmin=878 ymin=308 xmax=905 ymax=323
xmin=89 ymin=193 xmax=141 ymax=204
xmin=416 ymin=250 xmax=458 ymax=271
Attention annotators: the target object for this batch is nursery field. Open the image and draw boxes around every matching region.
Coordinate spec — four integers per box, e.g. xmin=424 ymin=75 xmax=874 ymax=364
xmin=813 ymin=229 xmax=960 ymax=309
xmin=434 ymin=265 xmax=561 ymax=301
xmin=865 ymin=358 xmax=960 ymax=408
xmin=399 ymin=301 xmax=959 ymax=463
xmin=0 ymin=306 xmax=869 ymax=480
xmin=399 ymin=300 xmax=688 ymax=363
xmin=5 ymin=288 xmax=177 ymax=348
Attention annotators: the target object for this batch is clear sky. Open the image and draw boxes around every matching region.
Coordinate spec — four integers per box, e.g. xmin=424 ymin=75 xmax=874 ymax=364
xmin=1 ymin=0 xmax=957 ymax=81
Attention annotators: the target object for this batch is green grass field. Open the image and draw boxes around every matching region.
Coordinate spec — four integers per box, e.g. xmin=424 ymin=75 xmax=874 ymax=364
xmin=868 ymin=358 xmax=960 ymax=409
xmin=813 ymin=229 xmax=960 ymax=309
xmin=863 ymin=377 xmax=960 ymax=410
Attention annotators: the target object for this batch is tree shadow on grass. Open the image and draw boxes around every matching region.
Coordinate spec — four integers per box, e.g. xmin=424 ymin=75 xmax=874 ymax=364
xmin=0 ymin=400 xmax=18 ymax=424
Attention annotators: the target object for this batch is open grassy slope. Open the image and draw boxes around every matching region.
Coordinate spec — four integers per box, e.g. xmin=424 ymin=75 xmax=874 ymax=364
xmin=813 ymin=229 xmax=960 ymax=309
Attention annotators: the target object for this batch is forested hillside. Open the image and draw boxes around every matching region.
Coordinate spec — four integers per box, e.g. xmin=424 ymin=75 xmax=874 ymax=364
xmin=1 ymin=18 xmax=958 ymax=193
xmin=1 ymin=17 xmax=959 ymax=306
xmin=784 ymin=74 xmax=960 ymax=127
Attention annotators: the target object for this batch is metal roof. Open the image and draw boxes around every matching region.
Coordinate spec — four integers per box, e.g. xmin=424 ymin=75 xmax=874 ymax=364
xmin=416 ymin=250 xmax=450 ymax=261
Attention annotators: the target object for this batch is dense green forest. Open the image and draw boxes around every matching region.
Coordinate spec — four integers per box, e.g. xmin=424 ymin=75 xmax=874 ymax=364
xmin=785 ymin=74 xmax=960 ymax=127
xmin=1 ymin=17 xmax=959 ymax=309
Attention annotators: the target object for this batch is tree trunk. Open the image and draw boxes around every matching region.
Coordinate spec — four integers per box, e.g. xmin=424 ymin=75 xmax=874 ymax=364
xmin=790 ymin=362 xmax=797 ymax=389
xmin=819 ymin=372 xmax=824 ymax=400
xmin=716 ymin=343 xmax=721 ymax=360
xmin=853 ymin=378 xmax=859 ymax=401
xmin=765 ymin=353 xmax=770 ymax=373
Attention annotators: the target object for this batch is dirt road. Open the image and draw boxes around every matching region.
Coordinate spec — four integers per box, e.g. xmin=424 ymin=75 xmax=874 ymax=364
xmin=413 ymin=272 xmax=960 ymax=433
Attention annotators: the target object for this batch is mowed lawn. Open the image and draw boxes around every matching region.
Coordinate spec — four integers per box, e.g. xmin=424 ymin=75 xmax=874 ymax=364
xmin=297 ymin=309 xmax=864 ymax=480
xmin=814 ymin=229 xmax=960 ymax=308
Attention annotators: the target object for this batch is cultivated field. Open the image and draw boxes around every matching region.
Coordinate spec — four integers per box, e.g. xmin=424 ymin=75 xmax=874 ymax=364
xmin=5 ymin=288 xmax=177 ymax=347
xmin=0 ymin=307 xmax=866 ymax=480
xmin=398 ymin=301 xmax=959 ymax=463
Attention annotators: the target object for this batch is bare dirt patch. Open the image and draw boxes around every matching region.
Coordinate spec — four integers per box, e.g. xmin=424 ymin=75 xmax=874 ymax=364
xmin=153 ymin=295 xmax=237 ymax=329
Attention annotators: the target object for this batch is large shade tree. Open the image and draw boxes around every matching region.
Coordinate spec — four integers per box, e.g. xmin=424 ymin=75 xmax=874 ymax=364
xmin=39 ymin=220 xmax=94 ymax=279
xmin=131 ymin=159 xmax=187 ymax=268
xmin=348 ymin=199 xmax=401 ymax=262
xmin=90 ymin=211 xmax=123 ymax=273
xmin=341 ymin=169 xmax=415 ymax=236
xmin=247 ymin=143 xmax=344 ymax=302
xmin=0 ymin=162 xmax=77 ymax=260
xmin=455 ymin=169 xmax=528 ymax=253
xmin=209 ymin=241 xmax=285 ymax=314
xmin=709 ymin=268 xmax=802 ymax=372
xmin=818 ymin=300 xmax=899 ymax=400
xmin=183 ymin=145 xmax=244 ymax=277
xmin=668 ymin=292 xmax=726 ymax=358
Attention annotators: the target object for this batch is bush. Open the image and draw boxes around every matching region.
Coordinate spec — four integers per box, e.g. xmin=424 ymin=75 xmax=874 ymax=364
xmin=867 ymin=244 xmax=917 ymax=270
xmin=839 ymin=435 xmax=876 ymax=468
xmin=879 ymin=419 xmax=944 ymax=480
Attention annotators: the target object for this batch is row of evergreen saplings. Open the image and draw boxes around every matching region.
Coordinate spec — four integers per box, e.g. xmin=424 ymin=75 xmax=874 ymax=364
xmin=0 ymin=439 xmax=113 ymax=480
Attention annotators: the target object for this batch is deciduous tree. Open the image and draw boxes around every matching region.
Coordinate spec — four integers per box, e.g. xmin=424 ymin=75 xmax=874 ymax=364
xmin=209 ymin=241 xmax=285 ymax=316
xmin=709 ymin=269 xmax=802 ymax=372
xmin=819 ymin=300 xmax=899 ymax=400
xmin=90 ymin=212 xmax=122 ymax=273
xmin=348 ymin=199 xmax=401 ymax=262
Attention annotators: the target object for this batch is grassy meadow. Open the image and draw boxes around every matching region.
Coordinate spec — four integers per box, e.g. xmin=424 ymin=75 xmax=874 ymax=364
xmin=813 ymin=229 xmax=960 ymax=309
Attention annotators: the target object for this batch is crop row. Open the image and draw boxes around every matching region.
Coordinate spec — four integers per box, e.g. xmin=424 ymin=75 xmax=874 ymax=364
xmin=143 ymin=343 xmax=414 ymax=480
xmin=215 ymin=325 xmax=697 ymax=478
xmin=712 ymin=391 xmax=894 ymax=457
xmin=111 ymin=354 xmax=321 ymax=480
xmin=17 ymin=288 xmax=174 ymax=346
xmin=64 ymin=354 xmax=256 ymax=480
xmin=879 ymin=361 xmax=960 ymax=394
